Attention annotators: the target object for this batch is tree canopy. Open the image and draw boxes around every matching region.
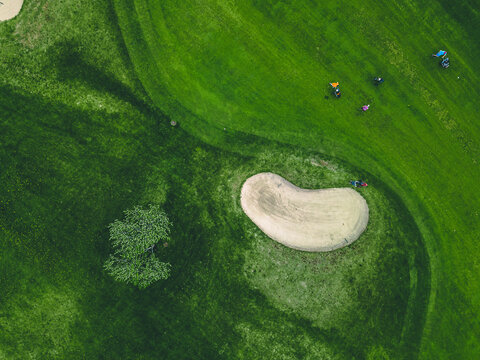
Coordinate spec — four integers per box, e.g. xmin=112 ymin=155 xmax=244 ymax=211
xmin=104 ymin=205 xmax=171 ymax=288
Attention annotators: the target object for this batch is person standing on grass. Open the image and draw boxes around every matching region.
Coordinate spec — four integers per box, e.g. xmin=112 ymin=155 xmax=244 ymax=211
xmin=432 ymin=50 xmax=447 ymax=58
xmin=329 ymin=82 xmax=339 ymax=88
xmin=362 ymin=104 xmax=370 ymax=111
xmin=350 ymin=180 xmax=368 ymax=187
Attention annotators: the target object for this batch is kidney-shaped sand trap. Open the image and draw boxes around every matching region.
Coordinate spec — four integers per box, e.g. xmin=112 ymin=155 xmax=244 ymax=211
xmin=241 ymin=172 xmax=369 ymax=251
xmin=0 ymin=0 xmax=24 ymax=22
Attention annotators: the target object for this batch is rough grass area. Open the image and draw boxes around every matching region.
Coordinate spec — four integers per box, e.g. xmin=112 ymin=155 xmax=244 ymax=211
xmin=0 ymin=0 xmax=476 ymax=359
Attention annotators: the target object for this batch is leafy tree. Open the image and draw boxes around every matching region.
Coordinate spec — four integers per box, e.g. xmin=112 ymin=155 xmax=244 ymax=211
xmin=104 ymin=205 xmax=171 ymax=288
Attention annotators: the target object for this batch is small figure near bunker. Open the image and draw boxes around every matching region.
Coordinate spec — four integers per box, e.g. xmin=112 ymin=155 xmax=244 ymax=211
xmin=350 ymin=180 xmax=368 ymax=187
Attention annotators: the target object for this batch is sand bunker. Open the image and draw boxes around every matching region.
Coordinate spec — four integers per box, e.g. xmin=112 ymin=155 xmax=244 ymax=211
xmin=241 ymin=173 xmax=369 ymax=251
xmin=0 ymin=0 xmax=23 ymax=21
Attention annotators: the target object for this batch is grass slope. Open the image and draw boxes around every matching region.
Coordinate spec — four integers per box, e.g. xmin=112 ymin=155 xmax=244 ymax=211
xmin=113 ymin=0 xmax=480 ymax=358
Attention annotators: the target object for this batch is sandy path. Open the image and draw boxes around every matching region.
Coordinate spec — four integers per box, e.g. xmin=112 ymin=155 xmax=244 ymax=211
xmin=241 ymin=173 xmax=369 ymax=252
xmin=0 ymin=0 xmax=23 ymax=21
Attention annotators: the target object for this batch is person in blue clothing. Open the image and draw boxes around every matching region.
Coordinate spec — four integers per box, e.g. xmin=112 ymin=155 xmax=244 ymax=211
xmin=432 ymin=50 xmax=447 ymax=58
xmin=440 ymin=57 xmax=450 ymax=68
xmin=350 ymin=180 xmax=368 ymax=187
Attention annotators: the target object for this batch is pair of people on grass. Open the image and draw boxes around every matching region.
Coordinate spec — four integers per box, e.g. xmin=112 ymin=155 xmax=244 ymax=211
xmin=351 ymin=180 xmax=368 ymax=187
xmin=433 ymin=50 xmax=449 ymax=68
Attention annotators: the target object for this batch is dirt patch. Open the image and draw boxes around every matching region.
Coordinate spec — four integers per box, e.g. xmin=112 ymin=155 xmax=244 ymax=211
xmin=241 ymin=173 xmax=369 ymax=252
xmin=0 ymin=0 xmax=23 ymax=21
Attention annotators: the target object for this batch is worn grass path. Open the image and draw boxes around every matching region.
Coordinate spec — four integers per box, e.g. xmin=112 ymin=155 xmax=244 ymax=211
xmin=114 ymin=0 xmax=480 ymax=358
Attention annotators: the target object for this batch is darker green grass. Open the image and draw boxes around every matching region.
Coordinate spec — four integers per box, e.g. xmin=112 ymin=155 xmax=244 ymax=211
xmin=0 ymin=78 xmax=428 ymax=358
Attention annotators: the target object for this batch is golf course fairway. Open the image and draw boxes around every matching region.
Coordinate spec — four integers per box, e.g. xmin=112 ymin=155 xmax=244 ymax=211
xmin=113 ymin=0 xmax=480 ymax=358
xmin=0 ymin=0 xmax=478 ymax=359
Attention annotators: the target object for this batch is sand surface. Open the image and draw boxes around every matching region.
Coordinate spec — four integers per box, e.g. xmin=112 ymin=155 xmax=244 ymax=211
xmin=241 ymin=173 xmax=369 ymax=251
xmin=0 ymin=0 xmax=23 ymax=21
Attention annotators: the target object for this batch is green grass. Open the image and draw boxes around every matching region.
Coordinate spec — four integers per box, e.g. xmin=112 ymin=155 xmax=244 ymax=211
xmin=113 ymin=0 xmax=480 ymax=358
xmin=0 ymin=0 xmax=477 ymax=359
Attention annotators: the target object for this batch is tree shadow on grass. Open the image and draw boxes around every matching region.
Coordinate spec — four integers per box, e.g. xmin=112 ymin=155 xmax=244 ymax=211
xmin=0 ymin=82 xmax=172 ymax=265
xmin=51 ymin=40 xmax=159 ymax=117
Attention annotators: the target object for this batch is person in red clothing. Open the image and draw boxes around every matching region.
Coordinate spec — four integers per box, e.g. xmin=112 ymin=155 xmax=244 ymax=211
xmin=350 ymin=180 xmax=368 ymax=187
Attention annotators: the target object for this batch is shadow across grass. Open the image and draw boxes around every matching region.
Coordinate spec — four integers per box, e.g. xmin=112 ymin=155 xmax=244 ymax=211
xmin=52 ymin=40 xmax=158 ymax=116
